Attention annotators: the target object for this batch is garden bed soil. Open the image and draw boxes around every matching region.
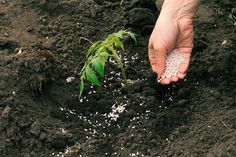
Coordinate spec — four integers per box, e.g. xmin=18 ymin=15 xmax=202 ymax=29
xmin=0 ymin=0 xmax=236 ymax=156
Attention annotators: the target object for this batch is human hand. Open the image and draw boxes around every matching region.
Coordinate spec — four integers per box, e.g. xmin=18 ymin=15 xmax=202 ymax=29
xmin=148 ymin=18 xmax=194 ymax=84
xmin=148 ymin=0 xmax=200 ymax=84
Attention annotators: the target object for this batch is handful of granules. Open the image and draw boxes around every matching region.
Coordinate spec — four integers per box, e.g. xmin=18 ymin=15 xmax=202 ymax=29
xmin=160 ymin=49 xmax=185 ymax=80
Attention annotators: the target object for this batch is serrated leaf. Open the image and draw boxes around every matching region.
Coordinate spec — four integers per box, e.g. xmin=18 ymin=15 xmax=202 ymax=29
xmin=99 ymin=51 xmax=110 ymax=65
xmin=86 ymin=41 xmax=101 ymax=58
xmin=97 ymin=46 xmax=106 ymax=53
xmin=127 ymin=32 xmax=137 ymax=44
xmin=112 ymin=37 xmax=124 ymax=50
xmin=85 ymin=67 xmax=100 ymax=86
xmin=99 ymin=51 xmax=110 ymax=57
xmin=114 ymin=30 xmax=123 ymax=39
xmin=92 ymin=59 xmax=104 ymax=77
xmin=99 ymin=57 xmax=108 ymax=66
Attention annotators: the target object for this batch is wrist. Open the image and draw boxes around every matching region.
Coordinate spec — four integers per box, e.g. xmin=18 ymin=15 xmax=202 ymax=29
xmin=160 ymin=0 xmax=200 ymax=20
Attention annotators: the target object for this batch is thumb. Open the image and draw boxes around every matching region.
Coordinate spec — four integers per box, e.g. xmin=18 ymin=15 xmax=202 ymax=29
xmin=148 ymin=43 xmax=168 ymax=80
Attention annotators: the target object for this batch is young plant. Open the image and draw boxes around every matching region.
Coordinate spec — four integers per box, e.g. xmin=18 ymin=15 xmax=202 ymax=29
xmin=79 ymin=30 xmax=136 ymax=98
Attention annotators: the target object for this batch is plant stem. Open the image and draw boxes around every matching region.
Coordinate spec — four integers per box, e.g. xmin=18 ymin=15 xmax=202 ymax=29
xmin=108 ymin=45 xmax=128 ymax=87
xmin=79 ymin=37 xmax=93 ymax=44
xmin=120 ymin=65 xmax=127 ymax=87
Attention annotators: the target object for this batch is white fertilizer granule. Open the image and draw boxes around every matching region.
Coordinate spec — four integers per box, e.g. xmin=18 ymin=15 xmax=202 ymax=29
xmin=160 ymin=49 xmax=185 ymax=80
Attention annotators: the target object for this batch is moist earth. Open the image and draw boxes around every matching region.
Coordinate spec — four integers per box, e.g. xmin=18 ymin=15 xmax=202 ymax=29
xmin=0 ymin=0 xmax=236 ymax=157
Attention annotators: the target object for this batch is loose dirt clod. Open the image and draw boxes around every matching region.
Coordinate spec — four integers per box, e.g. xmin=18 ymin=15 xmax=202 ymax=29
xmin=161 ymin=49 xmax=185 ymax=80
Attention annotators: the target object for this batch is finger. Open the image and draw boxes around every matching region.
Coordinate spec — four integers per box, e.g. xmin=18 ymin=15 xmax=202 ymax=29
xmin=160 ymin=78 xmax=171 ymax=84
xmin=148 ymin=43 xmax=167 ymax=80
xmin=177 ymin=49 xmax=191 ymax=74
xmin=171 ymin=75 xmax=179 ymax=82
xmin=179 ymin=61 xmax=190 ymax=74
xmin=177 ymin=72 xmax=186 ymax=79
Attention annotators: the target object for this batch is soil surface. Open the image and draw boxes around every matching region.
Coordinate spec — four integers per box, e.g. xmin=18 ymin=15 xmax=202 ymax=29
xmin=0 ymin=0 xmax=236 ymax=157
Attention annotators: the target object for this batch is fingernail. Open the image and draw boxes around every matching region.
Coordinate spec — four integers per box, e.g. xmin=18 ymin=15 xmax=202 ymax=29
xmin=151 ymin=72 xmax=158 ymax=81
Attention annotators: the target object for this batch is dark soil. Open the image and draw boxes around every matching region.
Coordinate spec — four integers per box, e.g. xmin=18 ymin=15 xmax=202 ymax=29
xmin=0 ymin=0 xmax=236 ymax=156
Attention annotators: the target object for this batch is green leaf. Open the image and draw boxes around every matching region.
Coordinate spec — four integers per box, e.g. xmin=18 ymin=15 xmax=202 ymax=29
xmin=86 ymin=41 xmax=101 ymax=58
xmin=85 ymin=67 xmax=100 ymax=86
xmin=114 ymin=30 xmax=123 ymax=38
xmin=108 ymin=45 xmax=118 ymax=57
xmin=99 ymin=51 xmax=110 ymax=65
xmin=97 ymin=46 xmax=106 ymax=53
xmin=112 ymin=37 xmax=124 ymax=50
xmin=127 ymin=32 xmax=137 ymax=44
xmin=92 ymin=59 xmax=105 ymax=77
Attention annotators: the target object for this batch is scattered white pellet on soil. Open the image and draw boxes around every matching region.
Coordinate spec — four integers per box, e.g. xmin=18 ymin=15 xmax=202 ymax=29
xmin=161 ymin=49 xmax=185 ymax=80
xmin=221 ymin=39 xmax=227 ymax=45
xmin=107 ymin=103 xmax=127 ymax=121
xmin=18 ymin=48 xmax=22 ymax=54
xmin=66 ymin=76 xmax=75 ymax=83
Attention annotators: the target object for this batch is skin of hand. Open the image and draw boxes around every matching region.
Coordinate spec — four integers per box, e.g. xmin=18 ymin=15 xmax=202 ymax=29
xmin=148 ymin=0 xmax=200 ymax=84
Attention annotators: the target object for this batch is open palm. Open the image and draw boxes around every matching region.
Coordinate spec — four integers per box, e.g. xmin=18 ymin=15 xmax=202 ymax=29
xmin=148 ymin=18 xmax=194 ymax=84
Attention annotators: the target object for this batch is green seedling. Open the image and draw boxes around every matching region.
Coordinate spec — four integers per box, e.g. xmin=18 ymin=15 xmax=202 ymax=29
xmin=79 ymin=30 xmax=136 ymax=98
